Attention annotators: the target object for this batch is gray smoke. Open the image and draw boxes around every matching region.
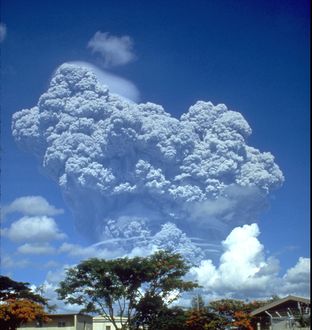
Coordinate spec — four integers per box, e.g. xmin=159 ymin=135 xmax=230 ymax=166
xmin=12 ymin=63 xmax=284 ymax=259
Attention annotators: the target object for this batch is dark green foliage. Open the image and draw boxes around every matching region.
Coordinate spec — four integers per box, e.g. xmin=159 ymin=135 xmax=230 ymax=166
xmin=208 ymin=298 xmax=266 ymax=317
xmin=131 ymin=294 xmax=164 ymax=327
xmin=186 ymin=309 xmax=228 ymax=330
xmin=57 ymin=251 xmax=198 ymax=330
xmin=148 ymin=307 xmax=189 ymax=330
xmin=0 ymin=275 xmax=48 ymax=306
xmin=0 ymin=276 xmax=52 ymax=330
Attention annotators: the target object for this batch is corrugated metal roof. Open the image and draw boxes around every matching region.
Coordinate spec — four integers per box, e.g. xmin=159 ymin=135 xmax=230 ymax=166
xmin=250 ymin=295 xmax=310 ymax=316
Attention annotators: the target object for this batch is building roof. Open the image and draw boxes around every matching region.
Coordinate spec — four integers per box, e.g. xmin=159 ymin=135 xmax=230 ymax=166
xmin=47 ymin=313 xmax=92 ymax=318
xmin=250 ymin=295 xmax=310 ymax=316
xmin=93 ymin=315 xmax=128 ymax=321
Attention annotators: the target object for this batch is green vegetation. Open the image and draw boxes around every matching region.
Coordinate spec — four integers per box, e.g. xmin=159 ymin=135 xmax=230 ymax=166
xmin=0 ymin=276 xmax=51 ymax=330
xmin=56 ymin=251 xmax=280 ymax=330
xmin=3 ymin=254 xmax=309 ymax=330
xmin=57 ymin=251 xmax=198 ymax=330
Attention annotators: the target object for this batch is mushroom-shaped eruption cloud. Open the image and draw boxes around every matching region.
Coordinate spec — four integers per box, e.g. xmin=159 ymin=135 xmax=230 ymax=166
xmin=12 ymin=64 xmax=284 ymax=258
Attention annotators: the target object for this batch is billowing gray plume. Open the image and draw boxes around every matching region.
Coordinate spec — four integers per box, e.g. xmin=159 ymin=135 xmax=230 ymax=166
xmin=12 ymin=64 xmax=284 ymax=260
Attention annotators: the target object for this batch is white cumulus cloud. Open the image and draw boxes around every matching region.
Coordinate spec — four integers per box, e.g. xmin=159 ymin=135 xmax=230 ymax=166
xmin=87 ymin=31 xmax=136 ymax=67
xmin=40 ymin=280 xmax=81 ymax=313
xmin=190 ymin=223 xmax=310 ymax=299
xmin=36 ymin=266 xmax=81 ymax=313
xmin=2 ymin=196 xmax=63 ymax=218
xmin=1 ymin=255 xmax=30 ymax=269
xmin=17 ymin=243 xmax=56 ymax=255
xmin=280 ymin=257 xmax=310 ymax=295
xmin=2 ymin=216 xmax=67 ymax=242
xmin=58 ymin=242 xmax=121 ymax=259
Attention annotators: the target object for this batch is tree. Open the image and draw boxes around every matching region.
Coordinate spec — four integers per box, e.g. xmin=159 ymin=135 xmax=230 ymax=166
xmin=0 ymin=276 xmax=47 ymax=304
xmin=147 ymin=306 xmax=189 ymax=330
xmin=185 ymin=309 xmax=227 ymax=330
xmin=209 ymin=298 xmax=267 ymax=316
xmin=209 ymin=299 xmax=248 ymax=317
xmin=208 ymin=298 xmax=268 ymax=330
xmin=0 ymin=276 xmax=51 ymax=330
xmin=186 ymin=295 xmax=228 ymax=329
xmin=232 ymin=310 xmax=253 ymax=330
xmin=57 ymin=251 xmax=198 ymax=330
xmin=0 ymin=299 xmax=50 ymax=330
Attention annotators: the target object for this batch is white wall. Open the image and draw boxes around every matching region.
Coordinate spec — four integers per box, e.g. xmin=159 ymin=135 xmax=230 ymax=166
xmin=18 ymin=314 xmax=93 ymax=330
xmin=93 ymin=316 xmax=128 ymax=330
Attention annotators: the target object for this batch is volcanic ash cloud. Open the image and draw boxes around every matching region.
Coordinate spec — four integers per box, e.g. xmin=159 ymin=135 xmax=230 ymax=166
xmin=12 ymin=64 xmax=284 ymax=253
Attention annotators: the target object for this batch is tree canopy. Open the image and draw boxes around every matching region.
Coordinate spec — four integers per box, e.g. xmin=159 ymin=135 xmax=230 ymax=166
xmin=0 ymin=299 xmax=50 ymax=330
xmin=0 ymin=276 xmax=50 ymax=330
xmin=207 ymin=298 xmax=268 ymax=330
xmin=0 ymin=276 xmax=47 ymax=305
xmin=57 ymin=251 xmax=198 ymax=330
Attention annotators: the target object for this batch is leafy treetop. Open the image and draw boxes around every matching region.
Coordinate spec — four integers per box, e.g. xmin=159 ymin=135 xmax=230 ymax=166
xmin=57 ymin=251 xmax=198 ymax=330
xmin=0 ymin=276 xmax=51 ymax=330
xmin=0 ymin=276 xmax=47 ymax=306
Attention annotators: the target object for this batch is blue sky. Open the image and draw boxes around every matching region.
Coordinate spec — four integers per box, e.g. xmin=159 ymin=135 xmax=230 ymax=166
xmin=0 ymin=0 xmax=310 ymax=305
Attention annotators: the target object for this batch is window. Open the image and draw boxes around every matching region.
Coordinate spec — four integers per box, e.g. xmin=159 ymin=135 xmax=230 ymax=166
xmin=106 ymin=326 xmax=111 ymax=330
xmin=58 ymin=321 xmax=66 ymax=327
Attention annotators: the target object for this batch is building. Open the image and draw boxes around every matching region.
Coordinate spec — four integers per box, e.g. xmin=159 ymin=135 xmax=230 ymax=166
xmin=17 ymin=313 xmax=93 ymax=330
xmin=250 ymin=295 xmax=310 ymax=330
xmin=93 ymin=315 xmax=128 ymax=330
xmin=17 ymin=313 xmax=129 ymax=330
